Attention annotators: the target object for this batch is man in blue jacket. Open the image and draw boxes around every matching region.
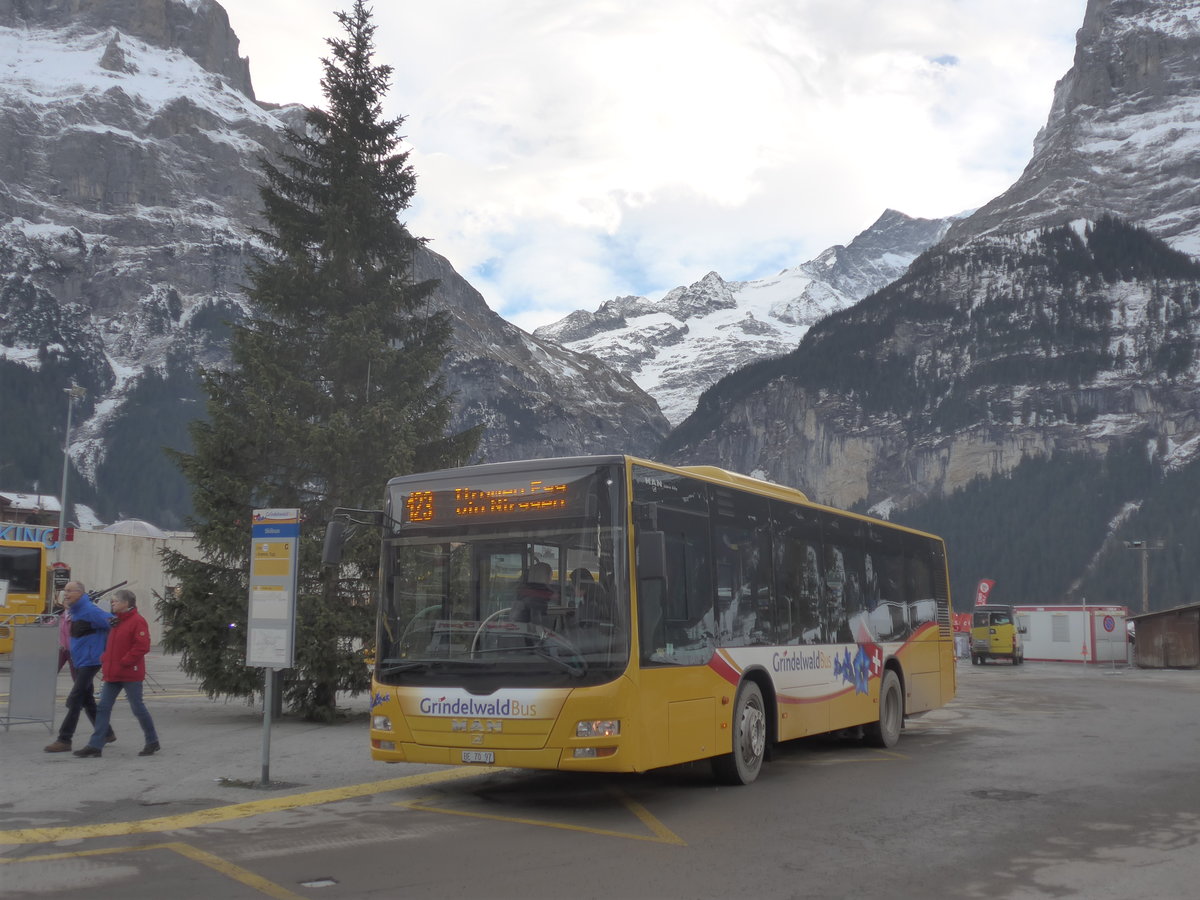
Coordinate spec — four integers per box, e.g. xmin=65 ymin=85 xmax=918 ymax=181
xmin=44 ymin=582 xmax=116 ymax=752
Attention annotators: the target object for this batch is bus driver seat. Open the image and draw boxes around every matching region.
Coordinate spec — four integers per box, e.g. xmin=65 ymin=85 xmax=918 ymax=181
xmin=576 ymin=582 xmax=613 ymax=627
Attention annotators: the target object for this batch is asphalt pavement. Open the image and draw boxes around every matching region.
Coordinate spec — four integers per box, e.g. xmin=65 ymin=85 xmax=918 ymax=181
xmin=0 ymin=647 xmax=431 ymax=834
xmin=1 ymin=648 xmax=1193 ymax=843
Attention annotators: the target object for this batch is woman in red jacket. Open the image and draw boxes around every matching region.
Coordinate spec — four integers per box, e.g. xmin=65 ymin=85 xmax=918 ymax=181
xmin=74 ymin=589 xmax=161 ymax=758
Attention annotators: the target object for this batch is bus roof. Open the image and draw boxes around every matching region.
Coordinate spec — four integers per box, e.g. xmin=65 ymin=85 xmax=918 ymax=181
xmin=385 ymin=455 xmax=626 ymax=487
xmin=384 ymin=455 xmax=942 ymax=543
xmin=676 ymin=465 xmax=809 ymax=503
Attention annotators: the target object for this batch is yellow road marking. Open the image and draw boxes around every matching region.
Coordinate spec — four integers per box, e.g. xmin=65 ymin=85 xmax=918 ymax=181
xmin=169 ymin=842 xmax=307 ymax=900
xmin=616 ymin=791 xmax=688 ymax=845
xmin=395 ymin=787 xmax=686 ymax=845
xmin=0 ymin=842 xmax=304 ymax=900
xmin=0 ymin=766 xmax=496 ymax=846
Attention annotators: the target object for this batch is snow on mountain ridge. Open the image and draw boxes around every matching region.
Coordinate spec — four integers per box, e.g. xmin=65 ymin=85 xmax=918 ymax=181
xmin=0 ymin=25 xmax=269 ymax=122
xmin=536 ymin=209 xmax=955 ymax=424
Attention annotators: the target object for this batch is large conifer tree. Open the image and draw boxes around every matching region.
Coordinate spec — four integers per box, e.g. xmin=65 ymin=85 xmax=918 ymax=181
xmin=160 ymin=1 xmax=478 ymax=720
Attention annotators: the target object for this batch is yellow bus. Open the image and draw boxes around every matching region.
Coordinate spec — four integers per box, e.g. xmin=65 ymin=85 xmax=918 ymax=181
xmin=336 ymin=456 xmax=956 ymax=784
xmin=0 ymin=538 xmax=53 ymax=654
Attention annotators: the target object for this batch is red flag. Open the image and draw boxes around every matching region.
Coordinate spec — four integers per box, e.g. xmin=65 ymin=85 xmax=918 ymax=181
xmin=975 ymin=579 xmax=995 ymax=606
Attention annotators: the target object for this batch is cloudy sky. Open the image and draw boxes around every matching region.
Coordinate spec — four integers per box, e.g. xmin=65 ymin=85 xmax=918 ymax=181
xmin=219 ymin=0 xmax=1088 ymax=331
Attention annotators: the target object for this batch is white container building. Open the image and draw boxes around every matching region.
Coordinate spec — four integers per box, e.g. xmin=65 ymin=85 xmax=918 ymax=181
xmin=1013 ymin=605 xmax=1129 ymax=664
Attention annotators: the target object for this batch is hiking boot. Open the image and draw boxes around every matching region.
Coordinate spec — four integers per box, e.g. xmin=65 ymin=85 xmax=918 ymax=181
xmin=138 ymin=741 xmax=161 ymax=756
xmin=44 ymin=740 xmax=72 ymax=753
xmin=105 ymin=733 xmax=117 ymax=744
xmin=73 ymin=746 xmax=102 ymax=758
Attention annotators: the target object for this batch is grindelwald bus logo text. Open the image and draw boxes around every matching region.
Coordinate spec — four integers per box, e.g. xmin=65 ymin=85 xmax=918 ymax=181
xmin=772 ymin=649 xmax=828 ymax=672
xmin=420 ymin=695 xmax=538 ymax=718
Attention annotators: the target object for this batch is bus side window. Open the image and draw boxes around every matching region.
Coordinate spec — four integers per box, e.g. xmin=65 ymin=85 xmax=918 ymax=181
xmin=632 ymin=511 xmax=713 ymax=666
xmin=631 ymin=465 xmax=714 ymax=666
xmin=712 ymin=489 xmax=773 ymax=648
xmin=771 ymin=501 xmax=823 ymax=645
xmin=821 ymin=513 xmax=866 ymax=644
xmin=866 ymin=525 xmax=910 ymax=642
xmin=905 ymin=541 xmax=936 ymax=630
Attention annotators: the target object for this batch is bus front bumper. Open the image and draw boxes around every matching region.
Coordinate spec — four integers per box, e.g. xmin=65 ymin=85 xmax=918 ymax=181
xmin=372 ymin=741 xmax=630 ymax=772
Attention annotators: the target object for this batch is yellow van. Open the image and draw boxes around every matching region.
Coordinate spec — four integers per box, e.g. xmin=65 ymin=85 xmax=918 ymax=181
xmin=971 ymin=605 xmax=1024 ymax=665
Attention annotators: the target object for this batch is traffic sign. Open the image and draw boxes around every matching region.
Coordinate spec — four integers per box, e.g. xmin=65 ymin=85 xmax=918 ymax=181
xmin=246 ymin=508 xmax=299 ymax=669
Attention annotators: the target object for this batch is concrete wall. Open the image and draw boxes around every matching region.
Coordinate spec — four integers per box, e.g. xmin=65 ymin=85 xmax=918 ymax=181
xmin=57 ymin=530 xmax=200 ymax=645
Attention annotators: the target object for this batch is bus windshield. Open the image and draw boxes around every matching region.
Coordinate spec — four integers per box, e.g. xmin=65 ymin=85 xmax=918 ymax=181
xmin=377 ymin=462 xmax=627 ymax=690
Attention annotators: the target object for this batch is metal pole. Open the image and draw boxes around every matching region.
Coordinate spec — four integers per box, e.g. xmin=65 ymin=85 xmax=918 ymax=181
xmin=55 ymin=390 xmax=74 ymax=563
xmin=261 ymin=668 xmax=274 ymax=787
xmin=1140 ymin=548 xmax=1149 ymax=615
xmin=1125 ymin=540 xmax=1161 ymax=616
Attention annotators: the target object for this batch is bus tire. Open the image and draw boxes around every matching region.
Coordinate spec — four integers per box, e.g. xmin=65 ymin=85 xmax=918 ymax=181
xmin=712 ymin=681 xmax=766 ymax=785
xmin=864 ymin=669 xmax=903 ymax=749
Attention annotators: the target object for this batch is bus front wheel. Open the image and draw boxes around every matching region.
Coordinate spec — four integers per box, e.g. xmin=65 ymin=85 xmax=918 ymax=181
xmin=864 ymin=669 xmax=903 ymax=748
xmin=712 ymin=681 xmax=766 ymax=785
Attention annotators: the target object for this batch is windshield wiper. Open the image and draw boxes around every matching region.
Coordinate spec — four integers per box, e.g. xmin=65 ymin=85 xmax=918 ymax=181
xmin=531 ymin=643 xmax=588 ymax=677
xmin=466 ymin=642 xmax=588 ymax=677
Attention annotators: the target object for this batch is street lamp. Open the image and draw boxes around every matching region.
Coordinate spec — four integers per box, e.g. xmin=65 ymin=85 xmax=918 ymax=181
xmin=1124 ymin=540 xmax=1164 ymax=614
xmin=56 ymin=384 xmax=87 ymax=562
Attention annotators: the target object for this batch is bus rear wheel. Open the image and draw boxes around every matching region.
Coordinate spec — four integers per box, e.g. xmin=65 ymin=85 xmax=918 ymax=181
xmin=712 ymin=681 xmax=766 ymax=785
xmin=864 ymin=670 xmax=902 ymax=748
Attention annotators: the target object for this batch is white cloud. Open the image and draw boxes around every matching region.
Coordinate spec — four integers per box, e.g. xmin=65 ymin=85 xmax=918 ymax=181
xmin=222 ymin=0 xmax=1087 ymax=328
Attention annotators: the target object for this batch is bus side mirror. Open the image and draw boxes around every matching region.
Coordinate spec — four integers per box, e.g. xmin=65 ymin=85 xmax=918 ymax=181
xmin=637 ymin=530 xmax=666 ymax=581
xmin=321 ymin=520 xmax=347 ymax=568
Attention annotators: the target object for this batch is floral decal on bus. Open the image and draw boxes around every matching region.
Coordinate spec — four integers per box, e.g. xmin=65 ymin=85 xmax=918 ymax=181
xmin=834 ymin=643 xmax=882 ymax=695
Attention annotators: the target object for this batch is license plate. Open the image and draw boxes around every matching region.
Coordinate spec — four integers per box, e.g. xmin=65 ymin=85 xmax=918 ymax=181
xmin=461 ymin=750 xmax=495 ymax=764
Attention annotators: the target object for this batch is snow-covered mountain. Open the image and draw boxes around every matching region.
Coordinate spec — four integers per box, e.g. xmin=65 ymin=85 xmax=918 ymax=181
xmin=669 ymin=0 xmax=1200 ymax=502
xmin=0 ymin=0 xmax=668 ymax=526
xmin=536 ymin=210 xmax=955 ymax=424
xmin=660 ymin=0 xmax=1200 ymax=610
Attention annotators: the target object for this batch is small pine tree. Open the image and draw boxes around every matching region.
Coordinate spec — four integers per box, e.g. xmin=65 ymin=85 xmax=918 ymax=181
xmin=160 ymin=1 xmax=478 ymax=720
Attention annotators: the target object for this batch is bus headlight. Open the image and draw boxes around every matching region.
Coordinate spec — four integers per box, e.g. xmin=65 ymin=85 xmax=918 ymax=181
xmin=576 ymin=719 xmax=620 ymax=738
xmin=372 ymin=715 xmax=392 ymax=731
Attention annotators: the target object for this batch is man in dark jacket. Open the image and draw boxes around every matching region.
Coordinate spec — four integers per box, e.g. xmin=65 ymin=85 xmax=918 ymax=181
xmin=44 ymin=581 xmax=115 ymax=752
xmin=75 ymin=589 xmax=160 ymax=758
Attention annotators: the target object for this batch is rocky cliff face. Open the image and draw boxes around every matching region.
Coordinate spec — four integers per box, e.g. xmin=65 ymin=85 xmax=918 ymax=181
xmin=536 ymin=209 xmax=955 ymax=424
xmin=663 ymin=0 xmax=1200 ymax=517
xmin=0 ymin=0 xmax=668 ymax=525
xmin=946 ymin=0 xmax=1200 ymax=254
xmin=667 ymin=221 xmax=1200 ymax=512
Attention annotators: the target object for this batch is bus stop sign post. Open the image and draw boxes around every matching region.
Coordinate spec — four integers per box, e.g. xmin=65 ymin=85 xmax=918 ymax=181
xmin=246 ymin=509 xmax=300 ymax=787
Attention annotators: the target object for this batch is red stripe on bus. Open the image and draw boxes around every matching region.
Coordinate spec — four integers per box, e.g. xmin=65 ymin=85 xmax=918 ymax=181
xmin=777 ymin=684 xmax=857 ymax=705
xmin=708 ymin=651 xmax=742 ymax=686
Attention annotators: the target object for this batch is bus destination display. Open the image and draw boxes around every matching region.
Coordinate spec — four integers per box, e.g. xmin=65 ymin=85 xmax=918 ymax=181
xmin=404 ymin=479 xmax=571 ymax=525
